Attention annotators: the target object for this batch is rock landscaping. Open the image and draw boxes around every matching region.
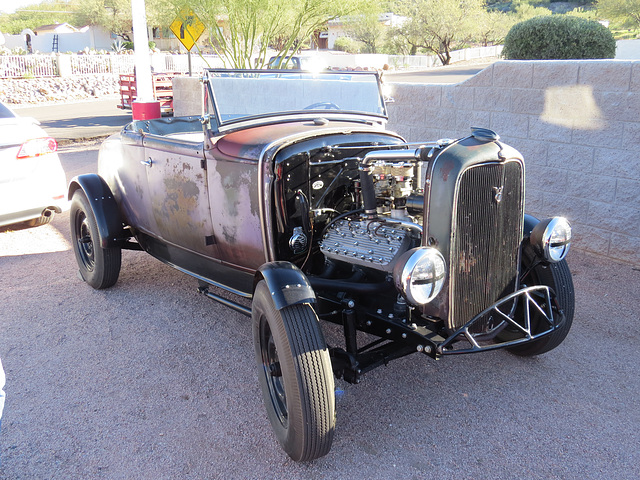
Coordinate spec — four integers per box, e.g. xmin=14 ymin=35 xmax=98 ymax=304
xmin=0 ymin=74 xmax=119 ymax=105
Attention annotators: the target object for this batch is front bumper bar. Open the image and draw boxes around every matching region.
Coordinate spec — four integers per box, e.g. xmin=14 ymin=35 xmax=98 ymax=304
xmin=438 ymin=285 xmax=563 ymax=355
xmin=345 ymin=285 xmax=564 ymax=363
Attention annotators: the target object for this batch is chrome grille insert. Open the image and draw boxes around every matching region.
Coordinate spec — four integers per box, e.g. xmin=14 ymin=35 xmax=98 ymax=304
xmin=449 ymin=161 xmax=524 ymax=330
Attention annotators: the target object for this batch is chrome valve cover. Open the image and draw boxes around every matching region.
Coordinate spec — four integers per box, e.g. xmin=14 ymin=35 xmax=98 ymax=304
xmin=319 ymin=218 xmax=413 ymax=272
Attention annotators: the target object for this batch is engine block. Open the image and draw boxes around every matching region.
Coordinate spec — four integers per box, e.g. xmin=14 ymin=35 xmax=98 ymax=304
xmin=319 ymin=218 xmax=413 ymax=272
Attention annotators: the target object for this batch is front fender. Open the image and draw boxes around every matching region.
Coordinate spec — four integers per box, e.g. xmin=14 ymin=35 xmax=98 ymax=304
xmin=523 ymin=213 xmax=540 ymax=236
xmin=255 ymin=262 xmax=316 ymax=310
xmin=68 ymin=174 xmax=127 ymax=248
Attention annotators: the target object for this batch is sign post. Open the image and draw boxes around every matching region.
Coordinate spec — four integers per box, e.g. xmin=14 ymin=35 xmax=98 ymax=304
xmin=170 ymin=9 xmax=205 ymax=76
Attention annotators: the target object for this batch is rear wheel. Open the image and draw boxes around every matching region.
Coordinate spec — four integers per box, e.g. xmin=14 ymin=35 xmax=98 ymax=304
xmin=252 ymin=280 xmax=335 ymax=461
xmin=70 ymin=190 xmax=121 ymax=289
xmin=507 ymin=249 xmax=575 ymax=356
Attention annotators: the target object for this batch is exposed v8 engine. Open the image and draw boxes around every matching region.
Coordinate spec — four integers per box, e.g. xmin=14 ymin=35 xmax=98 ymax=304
xmin=319 ymin=217 xmax=416 ymax=272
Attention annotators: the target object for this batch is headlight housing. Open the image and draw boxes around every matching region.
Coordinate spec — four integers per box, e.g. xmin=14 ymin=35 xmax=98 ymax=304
xmin=530 ymin=217 xmax=571 ymax=263
xmin=393 ymin=247 xmax=446 ymax=305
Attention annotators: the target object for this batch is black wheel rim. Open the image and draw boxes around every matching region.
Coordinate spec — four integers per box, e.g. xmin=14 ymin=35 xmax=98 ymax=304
xmin=259 ymin=315 xmax=288 ymax=426
xmin=75 ymin=210 xmax=95 ymax=272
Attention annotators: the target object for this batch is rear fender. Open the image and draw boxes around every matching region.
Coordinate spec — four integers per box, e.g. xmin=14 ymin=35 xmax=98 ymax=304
xmin=68 ymin=174 xmax=127 ymax=248
xmin=255 ymin=262 xmax=316 ymax=310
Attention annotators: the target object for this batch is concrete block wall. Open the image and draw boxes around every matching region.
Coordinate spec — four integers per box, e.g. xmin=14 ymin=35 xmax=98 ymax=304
xmin=386 ymin=60 xmax=640 ymax=265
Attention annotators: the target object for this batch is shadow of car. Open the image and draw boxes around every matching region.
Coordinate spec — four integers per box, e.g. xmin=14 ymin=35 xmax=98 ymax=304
xmin=0 ymin=102 xmax=68 ymax=228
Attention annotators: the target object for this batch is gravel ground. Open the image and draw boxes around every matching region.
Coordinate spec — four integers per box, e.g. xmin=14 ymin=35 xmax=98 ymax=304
xmin=0 ymin=144 xmax=639 ymax=479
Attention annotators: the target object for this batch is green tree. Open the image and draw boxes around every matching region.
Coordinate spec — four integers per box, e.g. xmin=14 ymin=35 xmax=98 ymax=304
xmin=597 ymin=0 xmax=640 ymax=28
xmin=512 ymin=3 xmax=553 ymax=21
xmin=474 ymin=9 xmax=516 ymax=46
xmin=343 ymin=10 xmax=387 ymax=54
xmin=565 ymin=7 xmax=598 ymax=21
xmin=0 ymin=0 xmax=79 ymax=35
xmin=333 ymin=36 xmax=362 ymax=53
xmin=178 ymin=0 xmax=368 ymax=68
xmin=74 ymin=0 xmax=132 ymax=40
xmin=74 ymin=0 xmax=174 ymax=42
xmin=393 ymin=0 xmax=485 ymax=65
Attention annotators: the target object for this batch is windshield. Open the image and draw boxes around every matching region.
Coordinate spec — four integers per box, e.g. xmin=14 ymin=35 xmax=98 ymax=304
xmin=206 ymin=69 xmax=386 ymax=126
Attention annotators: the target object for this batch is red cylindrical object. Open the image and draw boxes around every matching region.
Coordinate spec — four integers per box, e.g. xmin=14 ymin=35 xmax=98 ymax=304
xmin=132 ymin=101 xmax=161 ymax=120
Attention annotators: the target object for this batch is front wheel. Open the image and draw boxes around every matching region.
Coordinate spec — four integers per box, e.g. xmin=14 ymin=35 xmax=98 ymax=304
xmin=252 ymin=280 xmax=335 ymax=461
xmin=70 ymin=190 xmax=121 ymax=289
xmin=507 ymin=249 xmax=575 ymax=357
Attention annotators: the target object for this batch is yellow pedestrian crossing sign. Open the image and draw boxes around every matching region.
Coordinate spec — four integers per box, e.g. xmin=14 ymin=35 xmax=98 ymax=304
xmin=170 ymin=8 xmax=205 ymax=51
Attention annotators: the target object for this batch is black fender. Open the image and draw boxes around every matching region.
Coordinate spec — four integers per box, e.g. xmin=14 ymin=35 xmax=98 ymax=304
xmin=255 ymin=261 xmax=316 ymax=310
xmin=520 ymin=214 xmax=541 ymax=257
xmin=68 ymin=174 xmax=127 ymax=248
xmin=523 ymin=213 xmax=540 ymax=236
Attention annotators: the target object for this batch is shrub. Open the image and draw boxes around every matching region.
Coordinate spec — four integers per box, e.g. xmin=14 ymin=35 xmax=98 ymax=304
xmin=502 ymin=15 xmax=616 ymax=59
xmin=333 ymin=36 xmax=361 ymax=54
xmin=122 ymin=41 xmax=157 ymax=51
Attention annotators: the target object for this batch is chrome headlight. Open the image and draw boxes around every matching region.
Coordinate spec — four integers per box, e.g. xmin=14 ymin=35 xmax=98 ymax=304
xmin=393 ymin=248 xmax=446 ymax=305
xmin=531 ymin=217 xmax=571 ymax=263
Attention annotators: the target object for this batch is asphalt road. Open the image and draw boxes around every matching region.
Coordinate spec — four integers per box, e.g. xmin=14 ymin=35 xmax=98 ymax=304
xmin=0 ymin=143 xmax=639 ymax=479
xmin=384 ymin=62 xmax=494 ymax=84
xmin=12 ymin=97 xmax=132 ymax=145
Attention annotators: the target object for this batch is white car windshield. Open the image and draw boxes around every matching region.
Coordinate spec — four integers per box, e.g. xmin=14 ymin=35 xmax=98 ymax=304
xmin=206 ymin=69 xmax=386 ymax=125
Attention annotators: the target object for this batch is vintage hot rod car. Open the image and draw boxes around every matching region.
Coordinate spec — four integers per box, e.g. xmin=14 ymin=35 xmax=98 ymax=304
xmin=69 ymin=69 xmax=574 ymax=461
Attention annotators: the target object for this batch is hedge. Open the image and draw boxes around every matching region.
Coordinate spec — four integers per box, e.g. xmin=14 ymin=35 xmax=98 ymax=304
xmin=502 ymin=15 xmax=616 ymax=60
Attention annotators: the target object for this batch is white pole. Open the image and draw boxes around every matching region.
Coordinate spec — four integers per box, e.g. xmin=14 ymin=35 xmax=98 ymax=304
xmin=130 ymin=0 xmax=153 ymax=103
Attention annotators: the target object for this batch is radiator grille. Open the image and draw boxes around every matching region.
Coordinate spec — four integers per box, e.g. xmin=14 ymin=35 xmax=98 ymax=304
xmin=449 ymin=161 xmax=524 ymax=330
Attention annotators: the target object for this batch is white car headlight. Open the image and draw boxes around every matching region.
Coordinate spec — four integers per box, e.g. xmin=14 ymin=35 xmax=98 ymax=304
xmin=531 ymin=217 xmax=571 ymax=263
xmin=394 ymin=248 xmax=446 ymax=305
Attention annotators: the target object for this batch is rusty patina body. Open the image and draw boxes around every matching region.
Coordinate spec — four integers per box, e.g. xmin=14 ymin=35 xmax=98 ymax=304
xmin=69 ymin=69 xmax=574 ymax=461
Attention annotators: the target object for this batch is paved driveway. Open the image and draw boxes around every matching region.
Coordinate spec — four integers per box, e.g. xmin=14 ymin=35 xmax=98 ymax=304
xmin=12 ymin=98 xmax=131 ymax=144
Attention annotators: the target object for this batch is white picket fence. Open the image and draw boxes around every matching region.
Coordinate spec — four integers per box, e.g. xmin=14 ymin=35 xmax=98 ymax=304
xmin=0 ymin=53 xmax=223 ymax=78
xmin=388 ymin=45 xmax=504 ymax=70
xmin=163 ymin=54 xmax=223 ymax=72
xmin=0 ymin=47 xmax=504 ymax=79
xmin=0 ymin=55 xmax=58 ymax=78
xmin=68 ymin=54 xmax=135 ymax=75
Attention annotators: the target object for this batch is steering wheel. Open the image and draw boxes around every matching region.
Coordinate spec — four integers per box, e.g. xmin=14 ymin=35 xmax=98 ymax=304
xmin=303 ymin=102 xmax=340 ymax=110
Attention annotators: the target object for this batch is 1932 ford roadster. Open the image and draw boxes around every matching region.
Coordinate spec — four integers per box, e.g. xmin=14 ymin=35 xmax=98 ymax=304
xmin=68 ymin=69 xmax=574 ymax=461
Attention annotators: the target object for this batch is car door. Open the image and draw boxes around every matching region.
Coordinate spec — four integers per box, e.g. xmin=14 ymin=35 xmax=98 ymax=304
xmin=142 ymin=134 xmax=219 ymax=257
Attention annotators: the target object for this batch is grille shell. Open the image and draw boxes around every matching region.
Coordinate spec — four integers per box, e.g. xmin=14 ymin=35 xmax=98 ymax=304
xmin=448 ymin=160 xmax=524 ymax=330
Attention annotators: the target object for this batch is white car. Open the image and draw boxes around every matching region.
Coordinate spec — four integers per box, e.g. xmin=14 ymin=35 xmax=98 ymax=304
xmin=0 ymin=102 xmax=67 ymax=228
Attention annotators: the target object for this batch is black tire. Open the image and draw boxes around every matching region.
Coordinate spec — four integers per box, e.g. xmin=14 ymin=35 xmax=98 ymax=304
xmin=252 ymin=280 xmax=335 ymax=462
xmin=70 ymin=190 xmax=121 ymax=289
xmin=507 ymin=249 xmax=575 ymax=357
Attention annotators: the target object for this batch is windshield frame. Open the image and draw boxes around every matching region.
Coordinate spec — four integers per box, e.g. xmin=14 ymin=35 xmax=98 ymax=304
xmin=203 ymin=68 xmax=388 ymax=132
